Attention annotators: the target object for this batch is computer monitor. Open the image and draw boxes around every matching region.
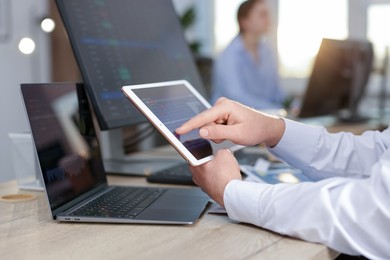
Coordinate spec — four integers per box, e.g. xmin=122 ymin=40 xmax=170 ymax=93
xmin=55 ymin=0 xmax=206 ymax=175
xmin=299 ymin=38 xmax=374 ymax=122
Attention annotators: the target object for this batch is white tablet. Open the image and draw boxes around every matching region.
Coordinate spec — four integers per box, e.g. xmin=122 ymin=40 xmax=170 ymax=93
xmin=121 ymin=80 xmax=243 ymax=166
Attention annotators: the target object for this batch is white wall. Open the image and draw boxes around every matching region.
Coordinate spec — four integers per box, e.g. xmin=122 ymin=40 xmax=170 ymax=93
xmin=0 ymin=0 xmax=50 ymax=183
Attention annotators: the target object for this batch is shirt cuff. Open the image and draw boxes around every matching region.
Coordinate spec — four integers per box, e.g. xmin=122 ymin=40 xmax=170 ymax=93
xmin=268 ymin=119 xmax=322 ymax=171
xmin=223 ymin=180 xmax=270 ymax=226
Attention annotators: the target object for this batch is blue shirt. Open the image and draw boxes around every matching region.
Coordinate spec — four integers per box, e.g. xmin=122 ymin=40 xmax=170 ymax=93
xmin=211 ymin=36 xmax=286 ymax=110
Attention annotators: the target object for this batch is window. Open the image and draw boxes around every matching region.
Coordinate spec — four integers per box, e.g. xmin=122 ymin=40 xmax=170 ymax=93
xmin=214 ymin=0 xmax=245 ymax=53
xmin=278 ymin=0 xmax=348 ymax=78
xmin=367 ymin=3 xmax=390 ymax=69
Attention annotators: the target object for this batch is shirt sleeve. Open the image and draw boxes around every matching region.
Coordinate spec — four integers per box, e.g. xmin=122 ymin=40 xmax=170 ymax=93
xmin=223 ymin=120 xmax=390 ymax=258
xmin=269 ymin=119 xmax=390 ymax=180
xmin=223 ymin=158 xmax=390 ymax=259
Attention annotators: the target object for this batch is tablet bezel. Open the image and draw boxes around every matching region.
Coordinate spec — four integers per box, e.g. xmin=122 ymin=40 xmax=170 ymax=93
xmin=121 ymin=80 xmax=243 ymax=166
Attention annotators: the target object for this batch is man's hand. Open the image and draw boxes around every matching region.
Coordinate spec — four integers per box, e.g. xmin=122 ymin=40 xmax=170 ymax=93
xmin=180 ymin=98 xmax=286 ymax=206
xmin=176 ymin=98 xmax=285 ymax=148
xmin=190 ymin=149 xmax=242 ymax=207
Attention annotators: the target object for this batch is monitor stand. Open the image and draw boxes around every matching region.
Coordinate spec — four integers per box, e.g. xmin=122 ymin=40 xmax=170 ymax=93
xmin=338 ymin=109 xmax=369 ymax=123
xmin=100 ymin=127 xmax=184 ymax=176
xmin=338 ymin=50 xmax=372 ymax=124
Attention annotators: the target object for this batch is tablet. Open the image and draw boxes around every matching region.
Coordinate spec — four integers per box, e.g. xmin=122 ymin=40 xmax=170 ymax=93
xmin=121 ymin=80 xmax=243 ymax=166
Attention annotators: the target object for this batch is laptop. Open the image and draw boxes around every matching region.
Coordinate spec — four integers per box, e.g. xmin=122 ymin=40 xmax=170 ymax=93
xmin=20 ymin=82 xmax=209 ymax=224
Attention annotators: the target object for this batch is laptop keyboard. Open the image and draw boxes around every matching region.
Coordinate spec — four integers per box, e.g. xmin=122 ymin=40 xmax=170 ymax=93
xmin=69 ymin=186 xmax=166 ymax=219
xmin=147 ymin=152 xmax=265 ymax=185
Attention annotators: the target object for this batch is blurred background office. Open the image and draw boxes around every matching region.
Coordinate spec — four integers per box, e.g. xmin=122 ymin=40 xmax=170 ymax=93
xmin=1 ymin=0 xmax=389 ymax=183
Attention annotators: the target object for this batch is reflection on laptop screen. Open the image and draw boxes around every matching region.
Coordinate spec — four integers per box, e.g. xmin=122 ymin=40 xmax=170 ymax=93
xmin=21 ymin=83 xmax=106 ymax=210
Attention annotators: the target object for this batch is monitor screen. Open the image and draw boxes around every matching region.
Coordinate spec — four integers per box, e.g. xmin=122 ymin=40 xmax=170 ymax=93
xmin=299 ymin=38 xmax=373 ymax=120
xmin=55 ymin=0 xmax=205 ymax=130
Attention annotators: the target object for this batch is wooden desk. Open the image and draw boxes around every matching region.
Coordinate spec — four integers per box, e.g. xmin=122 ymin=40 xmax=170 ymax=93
xmin=0 ymin=178 xmax=338 ymax=260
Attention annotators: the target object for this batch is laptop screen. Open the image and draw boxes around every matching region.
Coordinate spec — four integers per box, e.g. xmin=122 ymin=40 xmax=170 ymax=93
xmin=21 ymin=83 xmax=106 ymax=211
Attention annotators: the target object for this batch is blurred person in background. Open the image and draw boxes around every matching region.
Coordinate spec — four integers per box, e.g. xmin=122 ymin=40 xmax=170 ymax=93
xmin=211 ymin=0 xmax=287 ymax=110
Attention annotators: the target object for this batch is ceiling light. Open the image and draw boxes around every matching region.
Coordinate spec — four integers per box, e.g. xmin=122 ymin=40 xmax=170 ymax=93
xmin=40 ymin=18 xmax=55 ymax=33
xmin=18 ymin=37 xmax=35 ymax=55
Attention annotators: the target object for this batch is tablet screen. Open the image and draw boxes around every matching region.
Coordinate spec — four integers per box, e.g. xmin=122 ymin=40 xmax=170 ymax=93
xmin=131 ymin=83 xmax=239 ymax=161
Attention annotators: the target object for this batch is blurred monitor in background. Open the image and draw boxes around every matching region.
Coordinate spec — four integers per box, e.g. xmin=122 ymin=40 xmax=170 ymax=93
xmin=299 ymin=38 xmax=374 ymax=122
xmin=55 ymin=0 xmax=206 ymax=175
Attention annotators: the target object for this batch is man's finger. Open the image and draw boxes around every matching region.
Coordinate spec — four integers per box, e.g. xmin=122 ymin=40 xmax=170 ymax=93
xmin=199 ymin=124 xmax=239 ymax=143
xmin=176 ymin=104 xmax=230 ymax=135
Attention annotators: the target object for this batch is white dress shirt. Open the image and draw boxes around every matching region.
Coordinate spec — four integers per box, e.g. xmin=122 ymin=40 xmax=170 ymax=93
xmin=223 ymin=119 xmax=390 ymax=259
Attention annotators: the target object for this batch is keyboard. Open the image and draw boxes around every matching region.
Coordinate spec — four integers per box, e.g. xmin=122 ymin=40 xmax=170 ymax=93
xmin=147 ymin=152 xmax=265 ymax=185
xmin=69 ymin=186 xmax=166 ymax=219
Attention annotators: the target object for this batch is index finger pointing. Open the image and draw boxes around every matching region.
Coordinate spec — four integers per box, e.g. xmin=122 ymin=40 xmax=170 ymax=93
xmin=176 ymin=104 xmax=229 ymax=135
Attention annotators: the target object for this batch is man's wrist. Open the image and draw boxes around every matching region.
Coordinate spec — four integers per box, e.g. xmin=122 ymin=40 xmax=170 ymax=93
xmin=266 ymin=117 xmax=286 ymax=148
